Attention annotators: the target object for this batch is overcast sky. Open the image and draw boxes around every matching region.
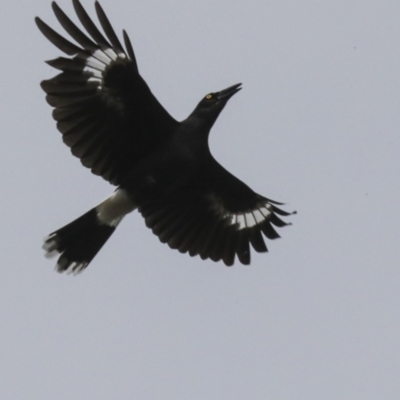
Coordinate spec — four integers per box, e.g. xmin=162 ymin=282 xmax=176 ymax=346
xmin=1 ymin=0 xmax=400 ymax=399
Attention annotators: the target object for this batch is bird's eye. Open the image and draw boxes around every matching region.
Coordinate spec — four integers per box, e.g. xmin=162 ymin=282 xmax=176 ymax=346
xmin=205 ymin=94 xmax=213 ymax=100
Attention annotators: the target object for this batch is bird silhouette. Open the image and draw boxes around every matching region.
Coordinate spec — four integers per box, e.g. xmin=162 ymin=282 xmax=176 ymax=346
xmin=36 ymin=0 xmax=295 ymax=274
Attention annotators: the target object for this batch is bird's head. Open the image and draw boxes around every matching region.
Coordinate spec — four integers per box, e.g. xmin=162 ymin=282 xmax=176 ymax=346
xmin=191 ymin=83 xmax=242 ymax=129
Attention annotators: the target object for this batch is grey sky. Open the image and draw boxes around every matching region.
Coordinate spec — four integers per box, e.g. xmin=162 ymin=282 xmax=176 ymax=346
xmin=1 ymin=0 xmax=400 ymax=399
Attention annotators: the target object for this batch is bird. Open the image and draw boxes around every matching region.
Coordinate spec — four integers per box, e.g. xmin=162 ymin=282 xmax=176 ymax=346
xmin=36 ymin=0 xmax=295 ymax=274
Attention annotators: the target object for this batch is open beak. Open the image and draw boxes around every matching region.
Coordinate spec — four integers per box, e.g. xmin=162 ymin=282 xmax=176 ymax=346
xmin=217 ymin=83 xmax=242 ymax=102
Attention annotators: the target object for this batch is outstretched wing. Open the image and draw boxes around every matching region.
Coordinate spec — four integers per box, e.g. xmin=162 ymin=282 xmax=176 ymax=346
xmin=36 ymin=0 xmax=179 ymax=185
xmin=138 ymin=159 xmax=295 ymax=266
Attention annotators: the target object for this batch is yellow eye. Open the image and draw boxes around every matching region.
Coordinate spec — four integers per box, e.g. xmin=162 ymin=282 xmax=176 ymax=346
xmin=206 ymin=94 xmax=213 ymax=99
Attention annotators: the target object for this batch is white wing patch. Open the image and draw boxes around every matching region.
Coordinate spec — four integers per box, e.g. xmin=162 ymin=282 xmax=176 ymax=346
xmin=82 ymin=48 xmax=127 ymax=90
xmin=228 ymin=206 xmax=272 ymax=230
xmin=207 ymin=194 xmax=273 ymax=230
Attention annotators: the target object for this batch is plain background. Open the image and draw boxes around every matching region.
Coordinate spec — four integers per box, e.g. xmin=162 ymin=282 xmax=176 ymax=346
xmin=1 ymin=0 xmax=399 ymax=399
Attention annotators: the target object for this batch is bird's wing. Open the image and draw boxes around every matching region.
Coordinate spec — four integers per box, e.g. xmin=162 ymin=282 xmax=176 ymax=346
xmin=138 ymin=159 xmax=295 ymax=266
xmin=36 ymin=1 xmax=179 ymax=185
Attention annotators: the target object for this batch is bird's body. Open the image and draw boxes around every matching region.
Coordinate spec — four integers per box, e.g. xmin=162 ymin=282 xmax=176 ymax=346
xmin=37 ymin=0 xmax=295 ymax=274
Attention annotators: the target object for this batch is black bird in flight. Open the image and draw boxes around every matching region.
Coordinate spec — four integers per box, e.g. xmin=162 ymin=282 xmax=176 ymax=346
xmin=36 ymin=0 xmax=295 ymax=274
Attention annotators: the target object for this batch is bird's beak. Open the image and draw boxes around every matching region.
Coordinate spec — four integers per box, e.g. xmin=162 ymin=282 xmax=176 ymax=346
xmin=217 ymin=83 xmax=242 ymax=102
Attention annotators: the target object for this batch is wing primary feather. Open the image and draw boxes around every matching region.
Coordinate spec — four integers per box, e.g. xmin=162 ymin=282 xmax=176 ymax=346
xmin=95 ymin=2 xmax=125 ymax=54
xmin=270 ymin=204 xmax=294 ymax=216
xmin=72 ymin=0 xmax=111 ymax=47
xmin=52 ymin=2 xmax=99 ymax=52
xmin=249 ymin=228 xmax=268 ymax=253
xmin=35 ymin=17 xmax=85 ymax=56
xmin=221 ymin=228 xmax=237 ymax=266
xmin=263 ymin=197 xmax=285 ymax=206
xmin=270 ymin=214 xmax=290 ymax=227
xmin=122 ymin=30 xmax=138 ymax=71
xmin=236 ymin=231 xmax=251 ymax=265
xmin=47 ymin=72 xmax=92 ymax=84
xmin=41 ymin=80 xmax=99 ymax=95
xmin=45 ymin=57 xmax=86 ymax=72
xmin=261 ymin=222 xmax=280 ymax=239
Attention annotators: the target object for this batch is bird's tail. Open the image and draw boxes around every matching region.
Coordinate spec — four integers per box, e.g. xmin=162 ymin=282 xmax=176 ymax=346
xmin=43 ymin=208 xmax=120 ymax=274
xmin=43 ymin=189 xmax=137 ymax=274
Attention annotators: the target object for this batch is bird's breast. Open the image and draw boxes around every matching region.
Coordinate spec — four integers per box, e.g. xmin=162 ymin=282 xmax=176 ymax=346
xmin=121 ymin=141 xmax=205 ymax=199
